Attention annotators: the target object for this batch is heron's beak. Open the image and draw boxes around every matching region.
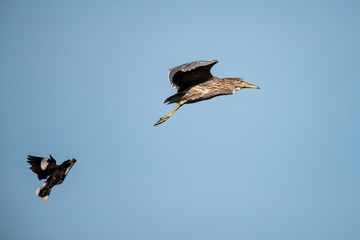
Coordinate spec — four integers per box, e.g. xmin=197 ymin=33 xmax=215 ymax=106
xmin=70 ymin=159 xmax=76 ymax=163
xmin=243 ymin=82 xmax=260 ymax=89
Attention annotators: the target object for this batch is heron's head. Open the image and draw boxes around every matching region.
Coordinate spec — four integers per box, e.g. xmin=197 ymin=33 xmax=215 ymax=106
xmin=224 ymin=78 xmax=260 ymax=91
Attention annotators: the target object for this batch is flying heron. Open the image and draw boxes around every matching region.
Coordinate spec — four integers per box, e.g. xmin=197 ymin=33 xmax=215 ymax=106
xmin=154 ymin=60 xmax=260 ymax=126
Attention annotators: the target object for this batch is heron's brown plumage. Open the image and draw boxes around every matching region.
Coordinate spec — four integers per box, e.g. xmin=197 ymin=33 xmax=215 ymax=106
xmin=154 ymin=60 xmax=260 ymax=126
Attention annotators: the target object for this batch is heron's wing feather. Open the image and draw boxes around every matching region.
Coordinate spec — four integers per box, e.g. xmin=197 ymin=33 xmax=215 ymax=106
xmin=169 ymin=60 xmax=218 ymax=91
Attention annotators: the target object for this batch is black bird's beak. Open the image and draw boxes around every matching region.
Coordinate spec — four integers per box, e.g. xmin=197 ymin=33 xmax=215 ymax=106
xmin=244 ymin=82 xmax=260 ymax=89
xmin=70 ymin=159 xmax=76 ymax=163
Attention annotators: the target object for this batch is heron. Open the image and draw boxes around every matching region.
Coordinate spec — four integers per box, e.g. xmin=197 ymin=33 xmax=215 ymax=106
xmin=154 ymin=60 xmax=260 ymax=126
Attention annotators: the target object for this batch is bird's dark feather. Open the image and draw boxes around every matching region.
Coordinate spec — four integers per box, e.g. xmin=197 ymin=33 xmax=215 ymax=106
xmin=169 ymin=60 xmax=218 ymax=92
xmin=37 ymin=183 xmax=52 ymax=198
xmin=27 ymin=155 xmax=57 ymax=180
xmin=164 ymin=92 xmax=185 ymax=104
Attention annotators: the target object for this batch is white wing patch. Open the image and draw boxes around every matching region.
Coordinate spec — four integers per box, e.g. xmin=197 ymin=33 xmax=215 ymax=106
xmin=40 ymin=158 xmax=49 ymax=170
xmin=64 ymin=166 xmax=71 ymax=176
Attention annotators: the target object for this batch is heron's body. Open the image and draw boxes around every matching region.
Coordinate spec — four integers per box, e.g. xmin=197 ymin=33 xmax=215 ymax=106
xmin=154 ymin=60 xmax=260 ymax=126
xmin=165 ymin=77 xmax=243 ymax=104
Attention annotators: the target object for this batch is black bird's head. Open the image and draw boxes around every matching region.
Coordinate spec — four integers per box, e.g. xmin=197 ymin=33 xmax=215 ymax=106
xmin=67 ymin=159 xmax=76 ymax=167
xmin=61 ymin=159 xmax=76 ymax=176
xmin=62 ymin=158 xmax=76 ymax=165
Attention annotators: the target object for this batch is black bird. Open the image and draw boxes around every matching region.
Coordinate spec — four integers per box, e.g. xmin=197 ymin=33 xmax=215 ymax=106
xmin=27 ymin=155 xmax=76 ymax=201
xmin=154 ymin=60 xmax=260 ymax=126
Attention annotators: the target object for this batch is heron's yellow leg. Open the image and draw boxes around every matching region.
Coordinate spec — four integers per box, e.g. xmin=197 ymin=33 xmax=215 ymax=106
xmin=154 ymin=100 xmax=187 ymax=126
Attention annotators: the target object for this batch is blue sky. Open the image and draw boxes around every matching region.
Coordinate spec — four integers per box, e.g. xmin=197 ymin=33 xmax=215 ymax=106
xmin=1 ymin=0 xmax=360 ymax=239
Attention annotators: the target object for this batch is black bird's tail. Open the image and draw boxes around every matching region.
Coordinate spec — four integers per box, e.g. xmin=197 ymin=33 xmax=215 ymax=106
xmin=35 ymin=182 xmax=52 ymax=201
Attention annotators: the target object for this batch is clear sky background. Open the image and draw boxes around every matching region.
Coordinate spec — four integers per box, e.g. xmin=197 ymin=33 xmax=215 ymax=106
xmin=1 ymin=0 xmax=360 ymax=239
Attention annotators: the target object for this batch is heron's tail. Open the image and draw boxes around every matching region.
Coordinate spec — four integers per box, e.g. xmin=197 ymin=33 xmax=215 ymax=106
xmin=164 ymin=93 xmax=185 ymax=104
xmin=35 ymin=182 xmax=52 ymax=201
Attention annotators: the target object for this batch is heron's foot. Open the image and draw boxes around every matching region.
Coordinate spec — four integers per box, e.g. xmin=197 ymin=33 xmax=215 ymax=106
xmin=57 ymin=180 xmax=63 ymax=185
xmin=154 ymin=115 xmax=170 ymax=126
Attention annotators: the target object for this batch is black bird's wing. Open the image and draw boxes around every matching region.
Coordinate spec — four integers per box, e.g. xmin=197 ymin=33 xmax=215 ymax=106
xmin=169 ymin=60 xmax=219 ymax=92
xmin=27 ymin=155 xmax=58 ymax=180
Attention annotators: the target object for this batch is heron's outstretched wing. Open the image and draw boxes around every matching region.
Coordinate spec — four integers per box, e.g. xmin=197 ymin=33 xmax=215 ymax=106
xmin=169 ymin=60 xmax=219 ymax=92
